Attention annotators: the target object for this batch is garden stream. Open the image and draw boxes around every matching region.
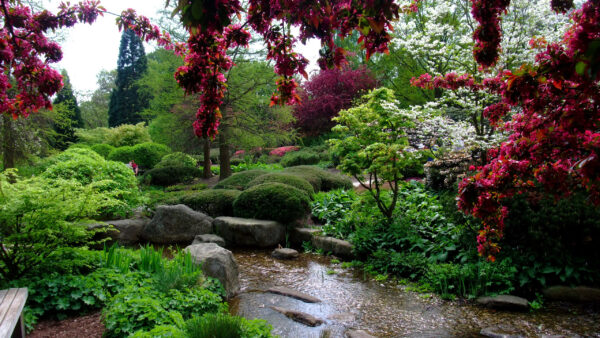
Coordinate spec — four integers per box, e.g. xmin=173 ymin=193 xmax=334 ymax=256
xmin=229 ymin=249 xmax=600 ymax=337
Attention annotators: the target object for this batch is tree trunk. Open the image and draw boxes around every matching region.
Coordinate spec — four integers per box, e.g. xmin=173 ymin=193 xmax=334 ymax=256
xmin=2 ymin=114 xmax=16 ymax=169
xmin=202 ymin=138 xmax=213 ymax=178
xmin=219 ymin=127 xmax=232 ymax=180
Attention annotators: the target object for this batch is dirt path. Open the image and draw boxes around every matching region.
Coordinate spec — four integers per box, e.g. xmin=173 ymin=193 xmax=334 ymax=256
xmin=29 ymin=311 xmax=104 ymax=338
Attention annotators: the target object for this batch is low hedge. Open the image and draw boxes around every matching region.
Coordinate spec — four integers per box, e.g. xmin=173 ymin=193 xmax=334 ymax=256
xmin=107 ymin=146 xmax=136 ymax=164
xmin=284 ymin=165 xmax=353 ymax=191
xmin=142 ymin=166 xmax=201 ymax=186
xmin=233 ymin=182 xmax=311 ymax=224
xmin=173 ymin=189 xmax=242 ymax=217
xmin=213 ymin=170 xmax=267 ymax=190
xmin=246 ymin=173 xmax=314 ymax=196
xmin=280 ymin=150 xmax=320 ymax=167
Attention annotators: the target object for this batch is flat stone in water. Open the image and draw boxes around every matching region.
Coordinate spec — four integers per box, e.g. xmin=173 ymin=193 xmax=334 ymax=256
xmin=272 ymin=248 xmax=299 ymax=260
xmin=214 ymin=216 xmax=285 ymax=247
xmin=480 ymin=324 xmax=525 ymax=338
xmin=346 ymin=329 xmax=376 ymax=338
xmin=476 ymin=295 xmax=529 ymax=311
xmin=270 ymin=306 xmax=324 ymax=327
xmin=267 ymin=286 xmax=321 ymax=303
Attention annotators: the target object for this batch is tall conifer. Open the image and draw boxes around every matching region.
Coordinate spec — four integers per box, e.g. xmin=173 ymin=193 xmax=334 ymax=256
xmin=108 ymin=29 xmax=148 ymax=127
xmin=52 ymin=70 xmax=82 ymax=149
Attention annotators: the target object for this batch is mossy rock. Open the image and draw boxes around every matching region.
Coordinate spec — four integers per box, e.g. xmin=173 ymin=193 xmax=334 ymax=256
xmin=246 ymin=173 xmax=315 ymax=196
xmin=233 ymin=182 xmax=311 ymax=224
xmin=213 ymin=170 xmax=267 ymax=190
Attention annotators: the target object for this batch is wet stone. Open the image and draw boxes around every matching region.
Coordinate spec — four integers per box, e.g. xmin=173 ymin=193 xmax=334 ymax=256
xmin=327 ymin=312 xmax=356 ymax=322
xmin=272 ymin=248 xmax=299 ymax=260
xmin=480 ymin=324 xmax=525 ymax=338
xmin=192 ymin=234 xmax=226 ymax=247
xmin=476 ymin=295 xmax=529 ymax=311
xmin=270 ymin=306 xmax=324 ymax=327
xmin=346 ymin=329 xmax=376 ymax=338
xmin=267 ymin=286 xmax=321 ymax=303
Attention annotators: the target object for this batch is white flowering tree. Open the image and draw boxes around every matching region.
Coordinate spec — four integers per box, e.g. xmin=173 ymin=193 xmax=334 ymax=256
xmin=372 ymin=0 xmax=572 ymax=156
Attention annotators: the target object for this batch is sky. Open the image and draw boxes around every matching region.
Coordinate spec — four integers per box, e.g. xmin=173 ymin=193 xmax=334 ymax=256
xmin=44 ymin=0 xmax=321 ymax=99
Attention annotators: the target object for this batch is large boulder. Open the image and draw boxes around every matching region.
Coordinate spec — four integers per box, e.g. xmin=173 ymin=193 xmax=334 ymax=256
xmin=213 ymin=216 xmax=285 ymax=247
xmin=184 ymin=243 xmax=240 ymax=298
xmin=86 ymin=217 xmax=149 ymax=246
xmin=290 ymin=227 xmax=320 ymax=247
xmin=543 ymin=286 xmax=600 ymax=303
xmin=142 ymin=204 xmax=213 ymax=244
xmin=312 ymin=236 xmax=353 ymax=258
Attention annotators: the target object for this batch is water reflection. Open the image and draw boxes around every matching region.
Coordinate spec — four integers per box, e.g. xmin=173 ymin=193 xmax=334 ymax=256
xmin=230 ymin=249 xmax=600 ymax=337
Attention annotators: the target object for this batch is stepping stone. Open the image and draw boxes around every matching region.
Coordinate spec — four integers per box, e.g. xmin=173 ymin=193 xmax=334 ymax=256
xmin=267 ymin=286 xmax=321 ymax=303
xmin=269 ymin=306 xmax=324 ymax=327
xmin=476 ymin=295 xmax=529 ymax=311
xmin=480 ymin=324 xmax=525 ymax=338
xmin=213 ymin=216 xmax=285 ymax=247
xmin=271 ymin=248 xmax=299 ymax=259
xmin=312 ymin=235 xmax=353 ymax=257
xmin=346 ymin=329 xmax=376 ymax=338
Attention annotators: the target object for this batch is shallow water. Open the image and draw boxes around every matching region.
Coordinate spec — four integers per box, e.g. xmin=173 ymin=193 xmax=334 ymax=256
xmin=229 ymin=249 xmax=600 ymax=337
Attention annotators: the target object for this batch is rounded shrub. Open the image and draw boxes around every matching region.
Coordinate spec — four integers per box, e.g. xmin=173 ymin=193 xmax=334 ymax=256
xmin=247 ymin=173 xmax=314 ymax=196
xmin=91 ymin=143 xmax=116 ymax=159
xmin=142 ymin=166 xmax=201 ymax=186
xmin=173 ymin=189 xmax=242 ymax=217
xmin=284 ymin=165 xmax=353 ymax=191
xmin=108 ymin=146 xmax=136 ymax=164
xmin=233 ymin=182 xmax=311 ymax=223
xmin=213 ymin=170 xmax=267 ymax=190
xmin=131 ymin=142 xmax=171 ymax=169
xmin=280 ymin=150 xmax=320 ymax=167
xmin=156 ymin=152 xmax=197 ymax=169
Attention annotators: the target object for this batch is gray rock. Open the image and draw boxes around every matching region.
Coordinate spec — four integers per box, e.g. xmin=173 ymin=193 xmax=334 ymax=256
xmin=192 ymin=234 xmax=226 ymax=247
xmin=327 ymin=313 xmax=356 ymax=323
xmin=346 ymin=329 xmax=376 ymax=338
xmin=269 ymin=306 xmax=324 ymax=327
xmin=267 ymin=286 xmax=321 ymax=303
xmin=142 ymin=204 xmax=213 ymax=243
xmin=480 ymin=324 xmax=524 ymax=338
xmin=312 ymin=236 xmax=353 ymax=258
xmin=543 ymin=285 xmax=600 ymax=303
xmin=213 ymin=216 xmax=285 ymax=247
xmin=476 ymin=295 xmax=529 ymax=311
xmin=271 ymin=248 xmax=299 ymax=260
xmin=184 ymin=243 xmax=240 ymax=298
xmin=290 ymin=227 xmax=321 ymax=246
xmin=86 ymin=217 xmax=149 ymax=245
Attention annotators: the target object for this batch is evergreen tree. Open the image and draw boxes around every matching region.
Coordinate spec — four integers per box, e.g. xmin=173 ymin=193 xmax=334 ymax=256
xmin=51 ymin=70 xmax=82 ymax=150
xmin=108 ymin=29 xmax=149 ymax=127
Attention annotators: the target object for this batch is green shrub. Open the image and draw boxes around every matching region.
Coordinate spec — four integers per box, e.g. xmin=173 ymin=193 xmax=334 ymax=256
xmin=103 ymin=286 xmax=224 ymax=338
xmin=233 ymin=183 xmax=311 ymax=223
xmin=213 ymin=170 xmax=267 ymax=190
xmin=91 ymin=143 xmax=115 ymax=159
xmin=108 ymin=146 xmax=136 ymax=163
xmin=156 ymin=152 xmax=197 ymax=169
xmin=132 ymin=142 xmax=172 ymax=169
xmin=247 ymin=173 xmax=315 ymax=196
xmin=311 ymin=189 xmax=357 ymax=239
xmin=143 ymin=166 xmax=201 ymax=186
xmin=164 ymin=183 xmax=207 ymax=192
xmin=280 ymin=150 xmax=320 ymax=167
xmin=172 ymin=189 xmax=242 ymax=217
xmin=284 ymin=165 xmax=353 ymax=191
xmin=75 ymin=123 xmax=151 ymax=147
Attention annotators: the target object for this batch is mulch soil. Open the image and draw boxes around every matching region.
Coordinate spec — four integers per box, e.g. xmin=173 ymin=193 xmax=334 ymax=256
xmin=29 ymin=311 xmax=104 ymax=338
